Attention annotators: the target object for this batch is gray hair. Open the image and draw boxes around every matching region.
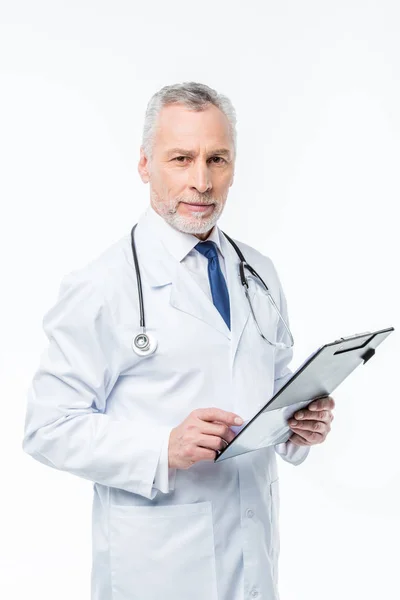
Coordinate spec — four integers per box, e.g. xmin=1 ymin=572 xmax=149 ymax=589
xmin=141 ymin=81 xmax=237 ymax=162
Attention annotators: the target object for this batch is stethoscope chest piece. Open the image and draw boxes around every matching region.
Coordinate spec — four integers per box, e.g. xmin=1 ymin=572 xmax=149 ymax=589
xmin=132 ymin=331 xmax=158 ymax=357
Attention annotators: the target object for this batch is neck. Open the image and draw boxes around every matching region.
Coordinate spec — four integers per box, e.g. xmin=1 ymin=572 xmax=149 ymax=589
xmin=194 ymin=228 xmax=213 ymax=241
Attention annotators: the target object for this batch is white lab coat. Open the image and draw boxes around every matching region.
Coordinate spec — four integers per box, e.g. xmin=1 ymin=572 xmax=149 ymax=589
xmin=23 ymin=207 xmax=309 ymax=600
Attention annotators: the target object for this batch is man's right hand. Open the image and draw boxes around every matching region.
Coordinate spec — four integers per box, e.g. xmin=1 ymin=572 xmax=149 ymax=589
xmin=168 ymin=408 xmax=244 ymax=469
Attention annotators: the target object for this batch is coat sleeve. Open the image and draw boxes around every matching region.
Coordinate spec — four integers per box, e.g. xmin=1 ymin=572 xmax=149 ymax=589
xmin=22 ymin=271 xmax=175 ymax=499
xmin=153 ymin=428 xmax=177 ymax=493
xmin=270 ymin=263 xmax=310 ymax=466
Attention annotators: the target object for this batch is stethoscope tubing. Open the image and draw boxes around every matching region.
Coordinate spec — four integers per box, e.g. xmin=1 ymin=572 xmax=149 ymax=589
xmin=131 ymin=224 xmax=145 ymax=329
xmin=130 ymin=223 xmax=294 ymax=354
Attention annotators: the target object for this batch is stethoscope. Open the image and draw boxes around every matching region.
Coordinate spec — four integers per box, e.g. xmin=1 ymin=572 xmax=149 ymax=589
xmin=130 ymin=224 xmax=294 ymax=356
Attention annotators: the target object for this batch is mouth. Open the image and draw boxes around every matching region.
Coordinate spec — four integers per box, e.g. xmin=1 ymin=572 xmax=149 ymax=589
xmin=181 ymin=202 xmax=214 ymax=213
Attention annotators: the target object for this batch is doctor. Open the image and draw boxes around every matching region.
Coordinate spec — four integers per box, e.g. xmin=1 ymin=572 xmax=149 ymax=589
xmin=23 ymin=81 xmax=335 ymax=600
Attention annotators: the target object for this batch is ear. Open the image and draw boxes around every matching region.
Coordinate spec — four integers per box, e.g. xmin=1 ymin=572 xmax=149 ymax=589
xmin=137 ymin=147 xmax=151 ymax=183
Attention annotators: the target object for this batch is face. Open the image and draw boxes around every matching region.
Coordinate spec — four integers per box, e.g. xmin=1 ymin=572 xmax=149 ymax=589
xmin=137 ymin=103 xmax=235 ymax=240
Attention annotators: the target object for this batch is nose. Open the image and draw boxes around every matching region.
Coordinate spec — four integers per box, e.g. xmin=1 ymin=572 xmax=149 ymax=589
xmin=189 ymin=160 xmax=212 ymax=194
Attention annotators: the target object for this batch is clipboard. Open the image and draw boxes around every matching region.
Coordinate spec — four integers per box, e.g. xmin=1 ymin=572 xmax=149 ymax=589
xmin=214 ymin=326 xmax=394 ymax=462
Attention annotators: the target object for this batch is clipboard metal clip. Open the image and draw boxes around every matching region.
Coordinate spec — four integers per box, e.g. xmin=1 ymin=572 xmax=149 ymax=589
xmin=361 ymin=348 xmax=375 ymax=364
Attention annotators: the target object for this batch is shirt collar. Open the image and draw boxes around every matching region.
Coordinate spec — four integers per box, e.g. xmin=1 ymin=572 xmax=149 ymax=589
xmin=144 ymin=204 xmax=224 ymax=263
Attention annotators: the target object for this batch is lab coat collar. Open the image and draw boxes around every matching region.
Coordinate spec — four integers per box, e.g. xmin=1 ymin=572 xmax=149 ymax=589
xmin=131 ymin=204 xmax=255 ymax=353
xmin=133 ymin=205 xmax=225 ymax=288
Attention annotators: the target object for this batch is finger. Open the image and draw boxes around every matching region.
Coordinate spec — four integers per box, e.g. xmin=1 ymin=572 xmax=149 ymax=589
xmin=196 ymin=447 xmax=218 ymax=462
xmin=195 ymin=408 xmax=244 ymax=427
xmin=291 ymin=409 xmax=333 ymax=423
xmin=202 ymin=421 xmax=236 ymax=443
xmin=289 ymin=419 xmax=331 ymax=434
xmin=289 ymin=427 xmax=324 ymax=444
xmin=197 ymin=434 xmax=230 ymax=451
xmin=289 ymin=432 xmax=311 ymax=446
xmin=308 ymin=396 xmax=335 ymax=412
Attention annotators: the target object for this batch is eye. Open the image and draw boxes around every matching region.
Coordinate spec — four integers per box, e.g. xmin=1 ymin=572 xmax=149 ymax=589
xmin=172 ymin=156 xmax=226 ymax=164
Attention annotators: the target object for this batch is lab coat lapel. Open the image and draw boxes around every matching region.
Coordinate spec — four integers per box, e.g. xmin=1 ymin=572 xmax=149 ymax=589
xmin=220 ymin=233 xmax=256 ymax=367
xmin=133 ymin=217 xmax=231 ymax=338
xmin=169 ymin=263 xmax=231 ymax=338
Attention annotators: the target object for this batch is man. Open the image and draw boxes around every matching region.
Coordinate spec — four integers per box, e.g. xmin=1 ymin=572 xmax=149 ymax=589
xmin=23 ymin=81 xmax=335 ymax=600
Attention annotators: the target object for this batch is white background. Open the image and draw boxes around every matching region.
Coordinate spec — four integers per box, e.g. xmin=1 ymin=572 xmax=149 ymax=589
xmin=1 ymin=1 xmax=399 ymax=599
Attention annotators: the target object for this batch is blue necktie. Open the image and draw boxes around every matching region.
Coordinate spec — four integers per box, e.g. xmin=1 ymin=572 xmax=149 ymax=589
xmin=195 ymin=241 xmax=231 ymax=330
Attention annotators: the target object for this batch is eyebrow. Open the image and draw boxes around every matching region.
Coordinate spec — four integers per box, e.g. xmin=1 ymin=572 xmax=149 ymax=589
xmin=165 ymin=147 xmax=231 ymax=158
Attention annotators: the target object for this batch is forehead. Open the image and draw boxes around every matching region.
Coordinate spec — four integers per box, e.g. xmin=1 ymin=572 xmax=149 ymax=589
xmin=154 ymin=103 xmax=233 ymax=150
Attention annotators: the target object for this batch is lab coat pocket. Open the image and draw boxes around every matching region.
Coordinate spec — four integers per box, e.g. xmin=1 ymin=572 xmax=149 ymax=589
xmin=109 ymin=501 xmax=219 ymax=600
xmin=269 ymin=479 xmax=280 ymax=584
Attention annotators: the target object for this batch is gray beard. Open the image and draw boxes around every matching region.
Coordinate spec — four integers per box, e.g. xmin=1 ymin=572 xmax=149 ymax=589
xmin=151 ymin=194 xmax=226 ymax=235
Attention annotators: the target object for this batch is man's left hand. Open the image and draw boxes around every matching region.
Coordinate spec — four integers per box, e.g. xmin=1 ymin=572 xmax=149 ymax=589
xmin=288 ymin=396 xmax=335 ymax=446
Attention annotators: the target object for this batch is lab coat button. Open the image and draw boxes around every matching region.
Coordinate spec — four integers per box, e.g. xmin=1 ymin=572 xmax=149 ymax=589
xmin=246 ymin=509 xmax=254 ymax=518
xmin=251 ymin=590 xmax=259 ymax=598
